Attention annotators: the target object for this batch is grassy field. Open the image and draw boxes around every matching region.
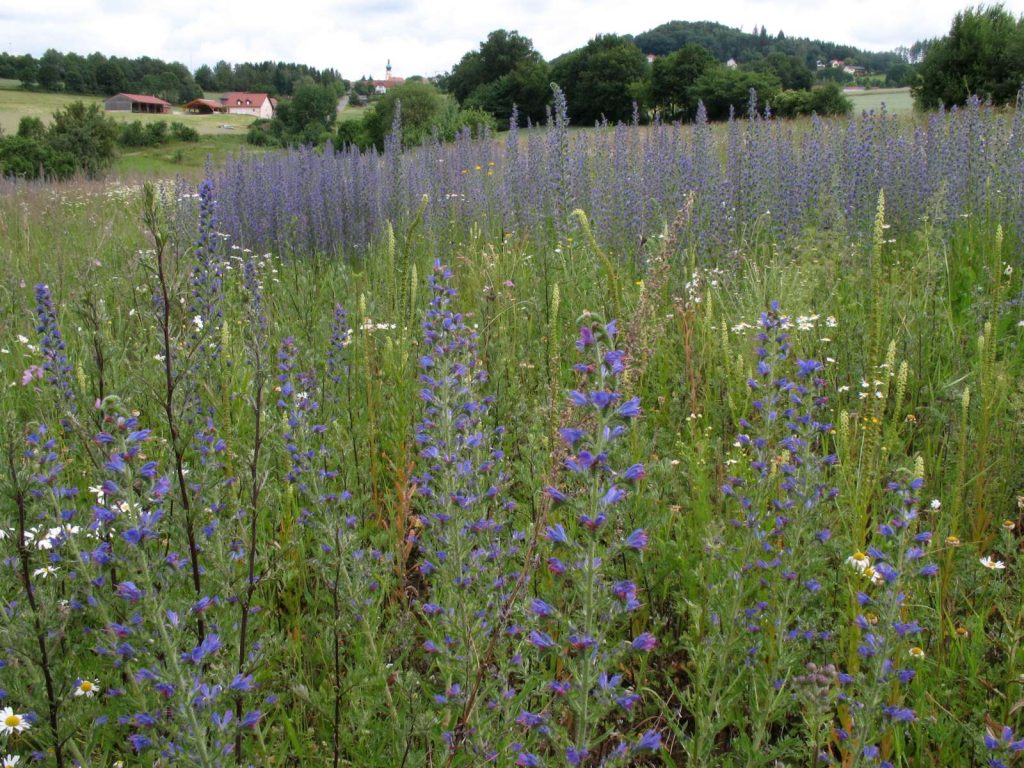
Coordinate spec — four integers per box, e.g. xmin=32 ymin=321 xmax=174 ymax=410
xmin=338 ymin=103 xmax=368 ymax=122
xmin=844 ymin=86 xmax=915 ymax=114
xmin=110 ymin=134 xmax=255 ymax=178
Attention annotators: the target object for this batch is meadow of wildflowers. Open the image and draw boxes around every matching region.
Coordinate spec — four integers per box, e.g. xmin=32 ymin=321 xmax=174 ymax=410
xmin=0 ymin=89 xmax=1022 ymax=767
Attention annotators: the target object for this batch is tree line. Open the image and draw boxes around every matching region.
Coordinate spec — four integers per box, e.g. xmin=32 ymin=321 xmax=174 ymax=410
xmin=192 ymin=60 xmax=347 ymax=97
xmin=0 ymin=50 xmax=346 ymax=102
xmin=0 ymin=50 xmax=203 ymax=103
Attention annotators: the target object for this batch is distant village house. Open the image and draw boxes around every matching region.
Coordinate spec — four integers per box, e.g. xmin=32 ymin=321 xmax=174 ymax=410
xmin=220 ymin=92 xmax=276 ymax=118
xmin=372 ymin=60 xmax=405 ymax=95
xmin=104 ymin=93 xmax=172 ymax=114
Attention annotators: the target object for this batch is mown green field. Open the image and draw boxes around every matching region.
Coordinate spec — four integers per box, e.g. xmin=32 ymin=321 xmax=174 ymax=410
xmin=844 ymin=87 xmax=915 ymax=115
xmin=338 ymin=103 xmax=368 ymax=122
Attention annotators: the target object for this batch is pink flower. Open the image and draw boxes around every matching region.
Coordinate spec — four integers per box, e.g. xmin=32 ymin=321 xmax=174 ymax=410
xmin=21 ymin=365 xmax=44 ymax=386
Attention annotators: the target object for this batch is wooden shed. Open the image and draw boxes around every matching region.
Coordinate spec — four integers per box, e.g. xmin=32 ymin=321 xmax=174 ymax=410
xmin=184 ymin=98 xmax=227 ymax=114
xmin=104 ymin=93 xmax=172 ymax=114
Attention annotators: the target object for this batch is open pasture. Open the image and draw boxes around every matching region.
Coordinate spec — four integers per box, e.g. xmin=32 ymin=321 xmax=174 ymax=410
xmin=844 ymin=87 xmax=915 ymax=115
xmin=0 ymin=95 xmax=1022 ymax=767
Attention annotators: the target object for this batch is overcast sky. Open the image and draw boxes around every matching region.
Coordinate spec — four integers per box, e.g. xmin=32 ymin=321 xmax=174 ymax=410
xmin=3 ymin=0 xmax=1022 ymax=79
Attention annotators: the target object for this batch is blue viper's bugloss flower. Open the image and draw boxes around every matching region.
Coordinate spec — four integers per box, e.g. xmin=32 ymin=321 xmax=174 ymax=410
xmin=191 ymin=178 xmax=225 ymax=348
xmin=209 ymin=92 xmax=1024 ymax=267
xmin=520 ymin=315 xmax=656 ymax=759
xmin=410 ymin=261 xmax=522 ymax=757
xmin=837 ymin=475 xmax=938 ymax=764
xmin=326 ymin=303 xmax=352 ymax=390
xmin=33 ymin=283 xmax=77 ymax=413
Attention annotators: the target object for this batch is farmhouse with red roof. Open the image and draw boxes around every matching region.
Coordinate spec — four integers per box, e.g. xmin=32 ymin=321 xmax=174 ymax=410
xmin=220 ymin=92 xmax=276 ymax=118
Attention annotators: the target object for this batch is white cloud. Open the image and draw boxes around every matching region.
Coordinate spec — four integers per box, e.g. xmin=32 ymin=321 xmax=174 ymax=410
xmin=3 ymin=0 xmax=1022 ymax=78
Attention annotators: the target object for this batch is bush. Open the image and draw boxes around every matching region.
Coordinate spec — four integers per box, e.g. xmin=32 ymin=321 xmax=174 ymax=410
xmin=0 ymin=135 xmax=76 ymax=179
xmin=46 ymin=101 xmax=118 ymax=177
xmin=771 ymin=83 xmax=852 ymax=118
xmin=807 ymin=82 xmax=854 ymax=116
xmin=362 ymin=80 xmax=452 ymax=148
xmin=144 ymin=121 xmax=168 ymax=145
xmin=170 ymin=121 xmax=199 ymax=142
xmin=335 ymin=118 xmax=372 ymax=150
xmin=16 ymin=116 xmax=46 ymax=140
xmin=118 ymin=121 xmax=150 ymax=147
xmin=440 ymin=106 xmax=497 ymax=140
xmin=692 ymin=68 xmax=781 ymax=120
xmin=246 ymin=119 xmax=279 ymax=147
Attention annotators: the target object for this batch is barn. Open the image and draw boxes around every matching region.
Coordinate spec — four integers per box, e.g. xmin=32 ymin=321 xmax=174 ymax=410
xmin=104 ymin=93 xmax=172 ymax=114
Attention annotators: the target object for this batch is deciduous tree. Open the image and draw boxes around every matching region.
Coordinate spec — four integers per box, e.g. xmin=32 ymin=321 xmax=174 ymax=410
xmin=550 ymin=34 xmax=649 ymax=124
xmin=913 ymin=4 xmax=1024 ymax=108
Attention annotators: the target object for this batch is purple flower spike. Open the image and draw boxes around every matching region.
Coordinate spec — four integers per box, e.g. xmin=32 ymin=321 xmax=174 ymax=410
xmin=622 ymin=463 xmax=645 ymax=482
xmin=634 ymin=730 xmax=661 ymax=752
xmin=631 ymin=632 xmax=658 ymax=652
xmin=545 ymin=486 xmax=570 ymax=504
xmin=566 ymin=746 xmax=589 ymax=765
xmin=624 ymin=529 xmax=649 ymax=551
xmin=545 ymin=524 xmax=570 ymax=544
xmin=115 ymin=581 xmax=143 ymax=603
xmin=527 ymin=630 xmax=557 ymax=650
xmin=559 ymin=428 xmax=586 ymax=447
xmin=599 ymin=485 xmax=627 ymax=507
xmin=615 ymin=397 xmax=642 ymax=419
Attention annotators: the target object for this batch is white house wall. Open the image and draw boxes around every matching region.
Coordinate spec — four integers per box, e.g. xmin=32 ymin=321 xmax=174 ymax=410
xmin=226 ymin=103 xmax=273 ymax=118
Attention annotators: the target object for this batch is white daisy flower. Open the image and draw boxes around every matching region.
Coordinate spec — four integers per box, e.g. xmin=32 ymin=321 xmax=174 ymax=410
xmin=0 ymin=708 xmax=30 ymax=735
xmin=2 ymin=754 xmax=22 ymax=767
xmin=73 ymin=679 xmax=100 ymax=698
xmin=980 ymin=555 xmax=1006 ymax=570
xmin=846 ymin=551 xmax=871 ymax=572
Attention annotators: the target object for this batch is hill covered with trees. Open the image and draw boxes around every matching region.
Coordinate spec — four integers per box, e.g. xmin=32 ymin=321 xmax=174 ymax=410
xmin=439 ymin=22 xmax=870 ymax=128
xmin=632 ymin=19 xmax=922 ymax=81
